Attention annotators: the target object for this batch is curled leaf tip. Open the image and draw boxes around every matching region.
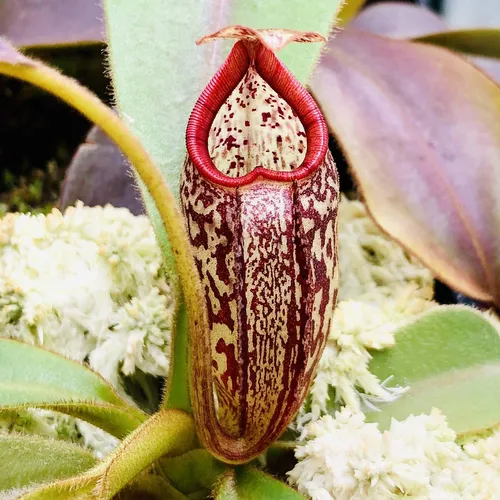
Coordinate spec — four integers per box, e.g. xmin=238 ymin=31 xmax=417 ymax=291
xmin=196 ymin=25 xmax=326 ymax=52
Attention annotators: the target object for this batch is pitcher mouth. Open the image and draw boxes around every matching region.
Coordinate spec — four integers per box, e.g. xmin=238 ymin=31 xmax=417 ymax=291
xmin=186 ymin=40 xmax=329 ymax=188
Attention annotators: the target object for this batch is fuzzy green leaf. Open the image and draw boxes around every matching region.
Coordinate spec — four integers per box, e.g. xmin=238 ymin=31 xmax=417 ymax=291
xmin=0 ymin=402 xmax=145 ymax=439
xmin=0 ymin=339 xmax=146 ymax=436
xmin=0 ymin=433 xmax=96 ymax=490
xmin=219 ymin=467 xmax=305 ymax=499
xmin=122 ymin=475 xmax=188 ymax=500
xmin=367 ymin=306 xmax=500 ymax=435
xmin=93 ymin=409 xmax=197 ymax=499
xmin=368 ymin=363 xmax=500 ymax=436
xmin=213 ymin=471 xmax=238 ymax=500
xmin=0 ymin=339 xmax=126 ymax=406
xmin=23 ymin=409 xmax=197 ymax=500
xmin=236 ymin=467 xmax=305 ymax=499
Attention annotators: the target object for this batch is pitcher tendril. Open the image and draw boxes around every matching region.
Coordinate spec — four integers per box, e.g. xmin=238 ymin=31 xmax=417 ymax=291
xmin=181 ymin=25 xmax=339 ymax=463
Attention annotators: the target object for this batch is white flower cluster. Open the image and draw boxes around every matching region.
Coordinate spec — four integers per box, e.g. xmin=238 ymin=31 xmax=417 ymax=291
xmin=289 ymin=408 xmax=500 ymax=499
xmin=300 ymin=199 xmax=435 ymax=423
xmin=337 ymin=198 xmax=433 ymax=304
xmin=290 ymin=199 xmax=500 ymax=499
xmin=0 ymin=202 xmax=174 ymax=387
xmin=0 ymin=203 xmax=175 ymax=455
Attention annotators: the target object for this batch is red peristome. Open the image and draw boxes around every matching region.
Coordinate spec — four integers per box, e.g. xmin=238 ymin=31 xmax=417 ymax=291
xmin=186 ymin=41 xmax=328 ymax=188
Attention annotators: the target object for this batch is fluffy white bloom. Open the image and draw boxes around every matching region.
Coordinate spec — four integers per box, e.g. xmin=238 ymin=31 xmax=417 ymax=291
xmin=0 ymin=203 xmax=175 ymax=456
xmin=300 ymin=199 xmax=435 ymax=422
xmin=303 ymin=301 xmax=405 ymax=423
xmin=76 ymin=420 xmax=119 ymax=459
xmin=289 ymin=409 xmax=500 ymax=499
xmin=0 ymin=203 xmax=174 ymax=384
xmin=337 ymin=198 xmax=433 ymax=304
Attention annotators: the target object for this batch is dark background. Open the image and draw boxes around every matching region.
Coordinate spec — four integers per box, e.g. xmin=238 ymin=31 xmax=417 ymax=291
xmin=365 ymin=0 xmax=443 ymax=12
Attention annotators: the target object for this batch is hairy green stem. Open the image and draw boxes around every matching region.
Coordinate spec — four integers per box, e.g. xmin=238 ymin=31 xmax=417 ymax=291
xmin=163 ymin=301 xmax=191 ymax=412
xmin=22 ymin=409 xmax=197 ymax=499
xmin=93 ymin=409 xmax=197 ymax=498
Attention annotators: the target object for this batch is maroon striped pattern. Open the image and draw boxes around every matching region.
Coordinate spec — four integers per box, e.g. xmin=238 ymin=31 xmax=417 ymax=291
xmin=181 ymin=27 xmax=339 ymax=463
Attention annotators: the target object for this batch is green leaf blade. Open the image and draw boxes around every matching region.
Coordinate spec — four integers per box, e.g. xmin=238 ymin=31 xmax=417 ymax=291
xmin=369 ymin=307 xmax=500 ymax=384
xmin=0 ymin=402 xmax=146 ymax=439
xmin=0 ymin=340 xmax=147 ymax=436
xmin=0 ymin=433 xmax=96 ymax=490
xmin=234 ymin=467 xmax=304 ymax=500
xmin=368 ymin=363 xmax=500 ymax=435
xmin=0 ymin=339 xmax=127 ymax=407
xmin=21 ymin=409 xmax=197 ymax=500
xmin=161 ymin=449 xmax=228 ymax=496
xmin=213 ymin=467 xmax=305 ymax=500
xmin=367 ymin=307 xmax=500 ymax=435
